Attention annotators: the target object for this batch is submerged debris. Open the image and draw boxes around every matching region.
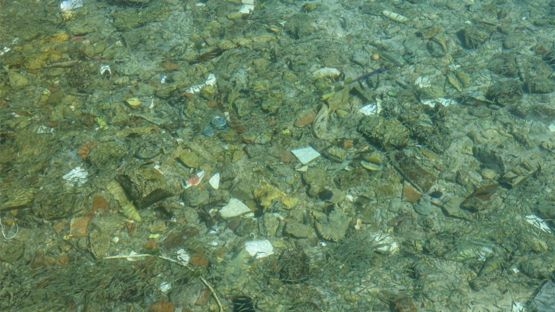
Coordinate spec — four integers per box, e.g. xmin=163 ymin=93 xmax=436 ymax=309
xmin=62 ymin=166 xmax=88 ymax=187
xmin=2 ymin=0 xmax=555 ymax=310
xmin=245 ymin=239 xmax=274 ymax=259
xmin=107 ymin=180 xmax=141 ymax=222
xmin=291 ymin=146 xmax=321 ymax=165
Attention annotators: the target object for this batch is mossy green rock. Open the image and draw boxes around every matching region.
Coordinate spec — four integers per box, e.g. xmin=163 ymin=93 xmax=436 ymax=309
xmin=359 ymin=117 xmax=410 ymax=150
xmin=8 ymin=71 xmax=29 ymax=88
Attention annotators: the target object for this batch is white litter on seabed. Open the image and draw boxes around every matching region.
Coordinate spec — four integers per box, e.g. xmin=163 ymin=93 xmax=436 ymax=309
xmin=291 ymin=146 xmax=320 ymax=164
xmin=245 ymin=239 xmax=274 ymax=259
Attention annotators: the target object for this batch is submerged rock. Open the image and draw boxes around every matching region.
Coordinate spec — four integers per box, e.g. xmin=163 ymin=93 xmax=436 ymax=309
xmin=358 ymin=116 xmax=409 ymax=150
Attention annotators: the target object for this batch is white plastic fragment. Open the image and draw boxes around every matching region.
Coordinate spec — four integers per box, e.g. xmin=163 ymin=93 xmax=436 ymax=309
xmin=159 ymin=281 xmax=172 ymax=293
xmin=245 ymin=239 xmax=274 ymax=259
xmin=186 ymin=73 xmax=217 ymax=94
xmin=359 ymin=103 xmax=380 ymax=116
xmin=208 ymin=173 xmax=220 ymax=190
xmin=548 ymin=122 xmax=555 ymax=133
xmin=0 ymin=46 xmax=11 ymax=56
xmin=99 ymin=64 xmax=111 ymax=76
xmin=291 ymin=146 xmax=320 ymax=165
xmin=382 ymin=10 xmax=409 ymax=23
xmin=421 ymin=97 xmax=458 ymax=108
xmin=370 ymin=232 xmax=399 ymax=255
xmin=176 ymin=248 xmax=191 ymax=265
xmin=525 ymin=214 xmax=552 ymax=233
xmin=63 ymin=166 xmax=88 ymax=186
xmin=0 ymin=38 xmax=18 ymax=57
xmin=60 ymin=0 xmax=83 ymax=12
xmin=511 ymin=301 xmax=525 ymax=312
xmin=312 ymin=67 xmax=341 ymax=79
xmin=415 ymin=76 xmax=432 ymax=88
xmin=205 ymin=73 xmax=216 ymax=86
xmin=220 ymin=198 xmax=251 ymax=219
xmin=0 ymin=216 xmax=18 ymax=240
xmin=477 ymin=246 xmax=493 ymax=262
xmin=239 ymin=0 xmax=255 ymax=14
xmin=36 ymin=125 xmax=55 ymax=134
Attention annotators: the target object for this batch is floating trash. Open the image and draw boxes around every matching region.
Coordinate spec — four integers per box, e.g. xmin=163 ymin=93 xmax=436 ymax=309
xmin=245 ymin=239 xmax=274 ymax=259
xmin=291 ymin=146 xmax=320 ymax=165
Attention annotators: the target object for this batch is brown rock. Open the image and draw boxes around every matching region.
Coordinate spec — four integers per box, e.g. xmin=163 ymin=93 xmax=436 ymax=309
xmin=190 ymin=253 xmax=209 ymax=267
xmin=402 ymin=183 xmax=422 ymax=204
xmin=161 ymin=61 xmax=179 ymax=71
xmin=69 ymin=215 xmax=92 ymax=238
xmin=91 ymin=193 xmax=109 ymax=213
xmin=143 ymin=238 xmax=158 ymax=250
xmin=294 ymin=110 xmax=316 ymax=127
xmin=148 ymin=300 xmax=174 ymax=312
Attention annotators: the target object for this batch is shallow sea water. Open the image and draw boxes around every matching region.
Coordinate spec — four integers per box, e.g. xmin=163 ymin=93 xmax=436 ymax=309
xmin=1 ymin=0 xmax=555 ymax=311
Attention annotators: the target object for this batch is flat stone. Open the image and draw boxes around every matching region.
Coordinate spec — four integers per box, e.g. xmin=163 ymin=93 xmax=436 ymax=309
xmin=220 ymin=198 xmax=251 ymax=219
xmin=284 ymin=221 xmax=314 ymax=238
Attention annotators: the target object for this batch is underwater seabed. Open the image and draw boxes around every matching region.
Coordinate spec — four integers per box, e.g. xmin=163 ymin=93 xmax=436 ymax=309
xmin=1 ymin=0 xmax=555 ymax=311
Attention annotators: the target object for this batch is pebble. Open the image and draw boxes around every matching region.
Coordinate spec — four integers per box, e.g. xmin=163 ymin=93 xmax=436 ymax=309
xmin=201 ymin=125 xmax=215 ymax=137
xmin=294 ymin=110 xmax=316 ymax=128
xmin=312 ymin=67 xmax=341 ymax=79
xmin=402 ymin=183 xmax=422 ymax=203
xmin=126 ymin=97 xmax=141 ymax=108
